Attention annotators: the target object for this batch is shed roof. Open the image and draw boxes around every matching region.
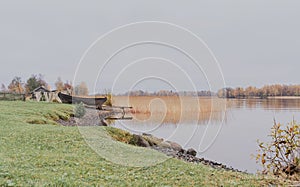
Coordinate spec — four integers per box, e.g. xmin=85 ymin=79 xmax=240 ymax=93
xmin=31 ymin=86 xmax=56 ymax=93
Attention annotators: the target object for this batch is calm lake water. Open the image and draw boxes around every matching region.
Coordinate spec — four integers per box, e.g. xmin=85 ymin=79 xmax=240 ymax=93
xmin=112 ymin=98 xmax=300 ymax=173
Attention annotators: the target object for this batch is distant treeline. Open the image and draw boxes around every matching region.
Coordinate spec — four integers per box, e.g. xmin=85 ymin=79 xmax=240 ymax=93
xmin=119 ymin=90 xmax=215 ymax=97
xmin=217 ymin=84 xmax=300 ymax=98
xmin=3 ymin=75 xmax=299 ymax=99
xmin=1 ymin=75 xmax=88 ymax=96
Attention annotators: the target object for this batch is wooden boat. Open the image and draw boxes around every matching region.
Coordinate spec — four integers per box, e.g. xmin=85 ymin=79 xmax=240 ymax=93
xmin=58 ymin=92 xmax=107 ymax=110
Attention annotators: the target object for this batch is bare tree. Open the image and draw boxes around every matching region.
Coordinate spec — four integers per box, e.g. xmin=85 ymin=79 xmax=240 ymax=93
xmin=1 ymin=84 xmax=6 ymax=92
xmin=74 ymin=82 xmax=89 ymax=96
xmin=8 ymin=76 xmax=24 ymax=94
xmin=55 ymin=77 xmax=64 ymax=91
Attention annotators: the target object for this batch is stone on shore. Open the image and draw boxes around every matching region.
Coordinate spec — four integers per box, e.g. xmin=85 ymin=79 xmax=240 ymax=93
xmin=166 ymin=141 xmax=182 ymax=151
xmin=131 ymin=134 xmax=150 ymax=147
xmin=187 ymin=148 xmax=197 ymax=156
xmin=142 ymin=135 xmax=164 ymax=146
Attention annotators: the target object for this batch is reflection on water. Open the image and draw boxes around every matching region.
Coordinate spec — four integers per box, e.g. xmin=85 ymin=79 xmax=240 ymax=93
xmin=112 ymin=98 xmax=300 ymax=173
xmin=229 ymin=98 xmax=300 ymax=111
xmin=128 ymin=110 xmax=227 ymax=125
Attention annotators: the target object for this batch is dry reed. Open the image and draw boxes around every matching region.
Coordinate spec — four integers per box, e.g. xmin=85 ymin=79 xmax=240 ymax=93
xmin=113 ymin=96 xmax=228 ymax=124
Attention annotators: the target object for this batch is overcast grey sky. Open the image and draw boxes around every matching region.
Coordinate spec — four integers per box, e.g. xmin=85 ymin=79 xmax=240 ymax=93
xmin=0 ymin=0 xmax=299 ymax=93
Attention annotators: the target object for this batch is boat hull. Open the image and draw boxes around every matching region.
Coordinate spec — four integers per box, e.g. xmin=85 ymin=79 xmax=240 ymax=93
xmin=58 ymin=92 xmax=107 ymax=109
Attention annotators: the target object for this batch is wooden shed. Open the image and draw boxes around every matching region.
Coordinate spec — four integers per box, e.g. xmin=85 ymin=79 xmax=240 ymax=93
xmin=30 ymin=86 xmax=61 ymax=102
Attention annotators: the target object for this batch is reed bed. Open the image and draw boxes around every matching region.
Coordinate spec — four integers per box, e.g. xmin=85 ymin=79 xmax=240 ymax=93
xmin=113 ymin=96 xmax=228 ymax=124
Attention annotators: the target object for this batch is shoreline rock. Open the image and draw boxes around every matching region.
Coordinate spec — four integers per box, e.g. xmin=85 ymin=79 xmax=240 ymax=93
xmin=126 ymin=133 xmax=245 ymax=173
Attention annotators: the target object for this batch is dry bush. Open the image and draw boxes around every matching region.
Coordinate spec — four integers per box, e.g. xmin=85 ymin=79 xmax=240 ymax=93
xmin=256 ymin=120 xmax=300 ymax=179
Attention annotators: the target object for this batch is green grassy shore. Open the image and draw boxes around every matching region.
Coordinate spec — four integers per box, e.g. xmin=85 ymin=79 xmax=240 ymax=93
xmin=0 ymin=101 xmax=287 ymax=186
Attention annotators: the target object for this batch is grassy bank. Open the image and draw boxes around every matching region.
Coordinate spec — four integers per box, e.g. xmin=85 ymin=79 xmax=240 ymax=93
xmin=0 ymin=101 xmax=286 ymax=186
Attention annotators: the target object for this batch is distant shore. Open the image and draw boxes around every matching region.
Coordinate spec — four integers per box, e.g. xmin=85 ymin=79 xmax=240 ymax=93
xmin=219 ymin=96 xmax=300 ymax=99
xmin=267 ymin=96 xmax=300 ymax=99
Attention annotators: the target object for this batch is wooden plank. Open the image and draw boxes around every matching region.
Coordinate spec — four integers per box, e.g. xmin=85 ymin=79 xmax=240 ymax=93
xmin=105 ymin=117 xmax=133 ymax=120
